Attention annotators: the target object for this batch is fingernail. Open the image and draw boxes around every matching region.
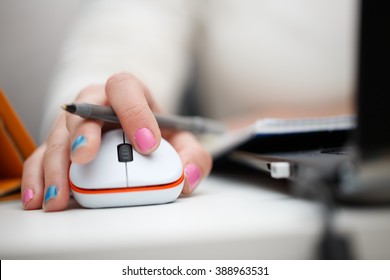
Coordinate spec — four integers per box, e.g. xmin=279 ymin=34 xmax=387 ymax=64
xmin=23 ymin=188 xmax=34 ymax=207
xmin=135 ymin=128 xmax=157 ymax=153
xmin=71 ymin=135 xmax=87 ymax=154
xmin=44 ymin=185 xmax=58 ymax=203
xmin=184 ymin=163 xmax=201 ymax=191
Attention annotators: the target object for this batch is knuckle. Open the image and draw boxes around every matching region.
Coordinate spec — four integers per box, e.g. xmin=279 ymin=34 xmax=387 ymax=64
xmin=43 ymin=142 xmax=67 ymax=160
xmin=121 ymin=101 xmax=147 ymax=122
xmin=77 ymin=84 xmax=104 ymax=101
xmin=106 ymin=72 xmax=140 ymax=96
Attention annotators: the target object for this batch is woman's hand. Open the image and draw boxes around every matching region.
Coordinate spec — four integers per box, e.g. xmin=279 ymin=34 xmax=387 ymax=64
xmin=21 ymin=72 xmax=212 ymax=211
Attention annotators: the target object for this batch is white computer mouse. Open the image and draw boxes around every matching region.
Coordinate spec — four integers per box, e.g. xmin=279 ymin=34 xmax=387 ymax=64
xmin=69 ymin=129 xmax=184 ymax=208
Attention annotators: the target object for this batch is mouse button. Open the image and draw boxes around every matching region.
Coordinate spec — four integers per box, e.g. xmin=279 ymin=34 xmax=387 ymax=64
xmin=69 ymin=129 xmax=128 ymax=189
xmin=69 ymin=159 xmax=128 ymax=189
xmin=103 ymin=128 xmax=124 ymax=141
xmin=155 ymin=139 xmax=183 ymax=174
xmin=126 ymin=139 xmax=183 ymax=187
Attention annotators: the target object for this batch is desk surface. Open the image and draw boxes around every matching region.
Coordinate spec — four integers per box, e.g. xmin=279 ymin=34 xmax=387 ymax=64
xmin=1 ymin=170 xmax=390 ymax=259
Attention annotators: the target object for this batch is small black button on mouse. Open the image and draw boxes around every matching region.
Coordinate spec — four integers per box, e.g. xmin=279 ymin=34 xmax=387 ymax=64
xmin=117 ymin=143 xmax=133 ymax=162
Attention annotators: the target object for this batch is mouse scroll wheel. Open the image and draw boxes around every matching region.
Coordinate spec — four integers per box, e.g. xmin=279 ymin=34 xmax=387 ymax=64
xmin=117 ymin=143 xmax=133 ymax=162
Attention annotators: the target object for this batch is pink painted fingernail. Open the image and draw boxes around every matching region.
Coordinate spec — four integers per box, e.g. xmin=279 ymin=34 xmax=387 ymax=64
xmin=184 ymin=163 xmax=201 ymax=191
xmin=23 ymin=188 xmax=34 ymax=207
xmin=135 ymin=128 xmax=157 ymax=153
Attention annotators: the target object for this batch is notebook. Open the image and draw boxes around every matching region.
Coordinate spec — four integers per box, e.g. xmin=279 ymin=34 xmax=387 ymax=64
xmin=0 ymin=89 xmax=36 ymax=201
xmin=202 ymin=115 xmax=355 ymax=159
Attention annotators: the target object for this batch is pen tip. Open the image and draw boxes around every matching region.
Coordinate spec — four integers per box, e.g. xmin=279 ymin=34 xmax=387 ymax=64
xmin=61 ymin=104 xmax=76 ymax=113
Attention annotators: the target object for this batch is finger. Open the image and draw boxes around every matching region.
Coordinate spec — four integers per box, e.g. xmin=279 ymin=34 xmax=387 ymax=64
xmin=21 ymin=144 xmax=46 ymax=210
xmin=165 ymin=131 xmax=213 ymax=195
xmin=105 ymin=72 xmax=161 ymax=154
xmin=42 ymin=115 xmax=71 ymax=211
xmin=65 ymin=85 xmax=106 ymax=164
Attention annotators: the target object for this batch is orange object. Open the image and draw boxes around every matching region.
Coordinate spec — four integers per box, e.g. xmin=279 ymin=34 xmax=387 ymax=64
xmin=0 ymin=89 xmax=36 ymax=200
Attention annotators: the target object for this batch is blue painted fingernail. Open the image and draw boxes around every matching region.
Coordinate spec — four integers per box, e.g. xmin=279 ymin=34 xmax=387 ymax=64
xmin=44 ymin=185 xmax=58 ymax=203
xmin=71 ymin=135 xmax=87 ymax=153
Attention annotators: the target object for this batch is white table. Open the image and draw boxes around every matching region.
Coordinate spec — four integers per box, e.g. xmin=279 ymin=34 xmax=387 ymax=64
xmin=1 ymin=170 xmax=389 ymax=259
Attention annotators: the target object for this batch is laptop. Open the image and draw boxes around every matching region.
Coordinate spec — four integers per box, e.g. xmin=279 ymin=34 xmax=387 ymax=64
xmin=228 ymin=0 xmax=390 ymax=204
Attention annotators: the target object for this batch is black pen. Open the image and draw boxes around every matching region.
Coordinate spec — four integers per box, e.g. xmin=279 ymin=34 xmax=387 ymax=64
xmin=61 ymin=103 xmax=226 ymax=134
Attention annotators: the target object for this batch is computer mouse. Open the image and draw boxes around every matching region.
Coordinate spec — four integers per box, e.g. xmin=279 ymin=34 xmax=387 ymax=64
xmin=69 ymin=129 xmax=184 ymax=208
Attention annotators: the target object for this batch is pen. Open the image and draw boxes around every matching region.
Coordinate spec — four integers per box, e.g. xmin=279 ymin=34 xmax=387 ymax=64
xmin=61 ymin=103 xmax=226 ymax=134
